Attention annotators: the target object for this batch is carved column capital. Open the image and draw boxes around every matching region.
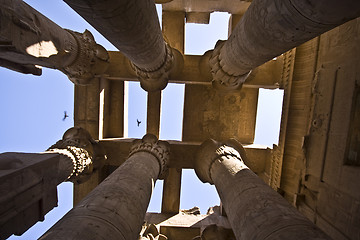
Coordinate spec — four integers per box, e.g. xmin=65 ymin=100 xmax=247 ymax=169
xmin=129 ymin=134 xmax=170 ymax=179
xmin=62 ymin=30 xmax=109 ymax=85
xmin=195 ymin=138 xmax=248 ymax=184
xmin=131 ymin=42 xmax=174 ymax=92
xmin=47 ymin=127 xmax=106 ymax=183
xmin=209 ymin=40 xmax=251 ymax=91
xmin=139 ymin=223 xmax=167 ymax=240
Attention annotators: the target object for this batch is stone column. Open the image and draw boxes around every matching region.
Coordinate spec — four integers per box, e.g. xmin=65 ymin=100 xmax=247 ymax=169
xmin=0 ymin=0 xmax=109 ymax=85
xmin=209 ymin=0 xmax=360 ymax=90
xmin=39 ymin=134 xmax=169 ymax=240
xmin=0 ymin=127 xmax=105 ymax=239
xmin=64 ymin=0 xmax=180 ymax=91
xmin=195 ymin=139 xmax=331 ymax=240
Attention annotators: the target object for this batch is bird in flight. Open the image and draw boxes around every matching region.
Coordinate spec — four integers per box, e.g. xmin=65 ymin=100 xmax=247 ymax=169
xmin=137 ymin=119 xmax=141 ymax=127
xmin=63 ymin=111 xmax=69 ymax=121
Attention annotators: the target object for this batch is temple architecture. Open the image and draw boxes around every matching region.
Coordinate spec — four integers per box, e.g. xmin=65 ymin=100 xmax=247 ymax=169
xmin=1 ymin=0 xmax=360 ymax=239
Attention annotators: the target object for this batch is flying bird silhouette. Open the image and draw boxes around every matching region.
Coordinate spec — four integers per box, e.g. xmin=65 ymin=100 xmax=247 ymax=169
xmin=63 ymin=111 xmax=69 ymax=121
xmin=137 ymin=119 xmax=141 ymax=127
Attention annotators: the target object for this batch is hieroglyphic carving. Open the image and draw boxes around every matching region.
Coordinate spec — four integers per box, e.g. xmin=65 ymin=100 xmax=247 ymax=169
xmin=269 ymin=48 xmax=296 ymax=190
xmin=279 ymin=49 xmax=296 ymax=89
xmin=129 ymin=134 xmax=170 ymax=178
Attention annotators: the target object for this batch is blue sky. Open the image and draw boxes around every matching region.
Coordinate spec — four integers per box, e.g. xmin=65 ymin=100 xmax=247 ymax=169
xmin=2 ymin=1 xmax=283 ymax=239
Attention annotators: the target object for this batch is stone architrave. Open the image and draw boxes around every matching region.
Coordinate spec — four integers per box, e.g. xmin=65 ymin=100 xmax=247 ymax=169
xmin=39 ymin=134 xmax=169 ymax=240
xmin=195 ymin=139 xmax=331 ymax=240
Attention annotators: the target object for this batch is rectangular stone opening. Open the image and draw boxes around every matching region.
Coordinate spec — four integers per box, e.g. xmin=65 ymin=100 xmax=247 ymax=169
xmin=253 ymin=88 xmax=284 ymax=147
xmin=147 ymin=179 xmax=164 ymax=213
xmin=127 ymin=81 xmax=147 ymax=138
xmin=185 ymin=12 xmax=230 ymax=55
xmin=180 ymin=169 xmax=219 ymax=214
xmin=159 ymin=83 xmax=185 ymax=141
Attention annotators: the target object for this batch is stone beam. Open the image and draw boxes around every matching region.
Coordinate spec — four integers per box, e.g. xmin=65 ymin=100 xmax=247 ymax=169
xmin=99 ymin=138 xmax=268 ymax=174
xmin=146 ymin=91 xmax=162 ymax=137
xmin=99 ymin=78 xmax=125 ymax=139
xmin=160 ymin=10 xmax=185 ymax=215
xmin=145 ymin=212 xmax=231 ymax=229
xmin=105 ymin=51 xmax=283 ymax=89
xmin=73 ymin=80 xmax=102 ymax=204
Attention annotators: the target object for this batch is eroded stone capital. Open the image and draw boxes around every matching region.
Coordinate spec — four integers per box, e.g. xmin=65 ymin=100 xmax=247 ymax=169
xmin=62 ymin=30 xmax=109 ymax=85
xmin=131 ymin=42 xmax=174 ymax=92
xmin=129 ymin=134 xmax=170 ymax=178
xmin=139 ymin=223 xmax=167 ymax=240
xmin=195 ymin=138 xmax=248 ymax=184
xmin=193 ymin=224 xmax=235 ymax=240
xmin=209 ymin=40 xmax=251 ymax=91
xmin=47 ymin=127 xmax=106 ymax=183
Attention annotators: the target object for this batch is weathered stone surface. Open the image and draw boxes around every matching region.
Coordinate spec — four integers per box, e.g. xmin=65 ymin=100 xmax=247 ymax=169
xmin=0 ymin=127 xmax=104 ymax=239
xmin=195 ymin=139 xmax=331 ymax=239
xmin=40 ymin=134 xmax=169 ymax=240
xmin=182 ymin=85 xmax=258 ymax=144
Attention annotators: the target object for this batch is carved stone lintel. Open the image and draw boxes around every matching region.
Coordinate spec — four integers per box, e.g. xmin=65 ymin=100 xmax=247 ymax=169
xmin=47 ymin=127 xmax=106 ymax=183
xmin=62 ymin=30 xmax=109 ymax=85
xmin=209 ymin=40 xmax=251 ymax=91
xmin=129 ymin=134 xmax=170 ymax=179
xmin=131 ymin=42 xmax=174 ymax=92
xmin=195 ymin=139 xmax=248 ymax=184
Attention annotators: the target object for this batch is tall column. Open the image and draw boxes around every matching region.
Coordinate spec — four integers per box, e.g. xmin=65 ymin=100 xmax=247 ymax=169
xmin=64 ymin=0 xmax=181 ymax=91
xmin=39 ymin=134 xmax=169 ymax=240
xmin=0 ymin=127 xmax=105 ymax=239
xmin=209 ymin=0 xmax=360 ymax=90
xmin=195 ymin=139 xmax=331 ymax=240
xmin=0 ymin=0 xmax=109 ymax=85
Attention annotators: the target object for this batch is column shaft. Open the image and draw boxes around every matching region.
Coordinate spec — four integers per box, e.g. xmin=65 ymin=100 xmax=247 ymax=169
xmin=64 ymin=0 xmax=164 ymax=71
xmin=211 ymin=158 xmax=330 ymax=239
xmin=40 ymin=134 xmax=169 ymax=240
xmin=0 ymin=153 xmax=71 ymax=239
xmin=40 ymin=152 xmax=159 ymax=240
xmin=210 ymin=0 xmax=360 ymax=90
xmin=0 ymin=0 xmax=109 ymax=84
xmin=195 ymin=140 xmax=330 ymax=239
xmin=0 ymin=127 xmax=104 ymax=239
xmin=64 ymin=0 xmax=176 ymax=91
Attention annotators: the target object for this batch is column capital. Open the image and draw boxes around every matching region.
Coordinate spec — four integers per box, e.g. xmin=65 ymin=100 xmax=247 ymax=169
xmin=209 ymin=40 xmax=251 ymax=91
xmin=129 ymin=134 xmax=170 ymax=178
xmin=62 ymin=29 xmax=109 ymax=85
xmin=193 ymin=224 xmax=235 ymax=240
xmin=131 ymin=42 xmax=174 ymax=92
xmin=47 ymin=127 xmax=106 ymax=183
xmin=195 ymin=138 xmax=248 ymax=184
